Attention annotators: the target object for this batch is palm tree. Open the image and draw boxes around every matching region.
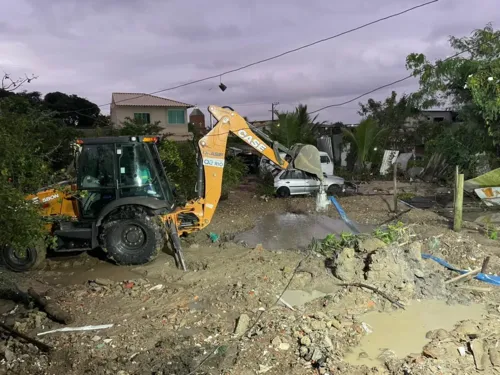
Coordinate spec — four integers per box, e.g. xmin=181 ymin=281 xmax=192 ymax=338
xmin=342 ymin=118 xmax=388 ymax=170
xmin=269 ymin=104 xmax=324 ymax=147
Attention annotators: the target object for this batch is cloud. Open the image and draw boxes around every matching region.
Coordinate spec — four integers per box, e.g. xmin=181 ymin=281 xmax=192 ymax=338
xmin=1 ymin=0 xmax=499 ymax=124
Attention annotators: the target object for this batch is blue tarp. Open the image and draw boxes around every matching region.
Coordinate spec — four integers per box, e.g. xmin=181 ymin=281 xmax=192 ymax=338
xmin=422 ymin=253 xmax=500 ymax=286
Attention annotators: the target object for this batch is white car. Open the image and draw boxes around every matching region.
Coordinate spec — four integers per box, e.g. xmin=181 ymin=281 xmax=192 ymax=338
xmin=274 ymin=169 xmax=345 ymax=197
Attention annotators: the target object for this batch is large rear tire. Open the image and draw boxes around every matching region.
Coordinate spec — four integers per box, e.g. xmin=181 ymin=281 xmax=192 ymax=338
xmin=327 ymin=184 xmax=342 ymax=195
xmin=100 ymin=207 xmax=165 ymax=265
xmin=0 ymin=240 xmax=47 ymax=272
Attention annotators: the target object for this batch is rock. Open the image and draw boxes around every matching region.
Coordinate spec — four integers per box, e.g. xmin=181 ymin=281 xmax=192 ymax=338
xmin=301 ymin=325 xmax=312 ymax=334
xmin=313 ymin=311 xmax=327 ymax=320
xmin=300 ymin=335 xmax=312 ymax=347
xmin=435 ymin=329 xmax=449 ymax=340
xmin=310 ymin=320 xmax=326 ymax=331
xmin=234 ymin=314 xmax=250 ymax=336
xmin=278 ymin=342 xmax=290 ymax=351
xmin=359 ymin=238 xmax=387 ymax=252
xmin=414 ymin=269 xmax=425 ymax=278
xmin=94 ymin=278 xmax=114 ymax=286
xmin=327 ymin=319 xmax=342 ymax=330
xmin=311 ymin=348 xmax=323 ymax=362
xmin=299 ymin=346 xmax=309 ymax=356
xmin=92 ymin=335 xmax=101 ymax=342
xmin=455 ymin=321 xmax=479 ymax=336
xmin=117 ymin=371 xmax=129 ymax=375
xmin=323 ymin=335 xmax=334 ymax=351
xmin=271 ymin=336 xmax=282 ymax=347
xmin=4 ymin=348 xmax=15 ymax=363
xmin=408 ymin=242 xmax=423 ymax=262
xmin=189 ymin=243 xmax=200 ymax=249
xmin=359 ymin=351 xmax=369 ymax=359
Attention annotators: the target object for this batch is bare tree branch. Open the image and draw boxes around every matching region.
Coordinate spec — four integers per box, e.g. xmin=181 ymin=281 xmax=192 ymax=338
xmin=1 ymin=72 xmax=38 ymax=92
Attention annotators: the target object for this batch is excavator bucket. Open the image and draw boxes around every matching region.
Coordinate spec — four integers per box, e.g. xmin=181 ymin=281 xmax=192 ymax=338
xmin=288 ymin=143 xmax=330 ymax=212
xmin=288 ymin=144 xmax=323 ymax=180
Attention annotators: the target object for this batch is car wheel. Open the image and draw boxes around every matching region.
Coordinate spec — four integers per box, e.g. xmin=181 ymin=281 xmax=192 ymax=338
xmin=101 ymin=207 xmax=165 ymax=265
xmin=0 ymin=240 xmax=47 ymax=272
xmin=327 ymin=184 xmax=342 ymax=195
xmin=276 ymin=187 xmax=291 ymax=198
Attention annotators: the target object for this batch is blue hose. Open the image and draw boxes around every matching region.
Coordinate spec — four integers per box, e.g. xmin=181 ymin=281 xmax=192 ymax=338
xmin=328 ymin=196 xmax=361 ymax=235
xmin=422 ymin=253 xmax=500 ymax=286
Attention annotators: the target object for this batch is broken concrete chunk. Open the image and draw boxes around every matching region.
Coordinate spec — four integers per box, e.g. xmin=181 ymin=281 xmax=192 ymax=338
xmin=311 ymin=348 xmax=323 ymax=362
xmin=310 ymin=320 xmax=326 ymax=331
xmin=455 ymin=321 xmax=479 ymax=336
xmin=234 ymin=314 xmax=250 ymax=336
xmin=313 ymin=311 xmax=327 ymax=320
xmin=3 ymin=348 xmax=15 ymax=363
xmin=278 ymin=342 xmax=290 ymax=351
xmin=271 ymin=336 xmax=281 ymax=347
xmin=470 ymin=339 xmax=487 ymax=371
xmin=323 ymin=335 xmax=334 ymax=351
xmin=327 ymin=319 xmax=342 ymax=330
xmin=489 ymin=348 xmax=500 ymax=367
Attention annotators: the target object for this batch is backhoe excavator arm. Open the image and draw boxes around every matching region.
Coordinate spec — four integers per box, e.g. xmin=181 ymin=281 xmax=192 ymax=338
xmin=171 ymin=105 xmax=323 ymax=235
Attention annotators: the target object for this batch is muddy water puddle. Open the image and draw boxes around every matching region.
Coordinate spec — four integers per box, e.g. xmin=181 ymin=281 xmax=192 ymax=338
xmin=345 ymin=299 xmax=486 ymax=367
xmin=234 ymin=213 xmax=373 ymax=250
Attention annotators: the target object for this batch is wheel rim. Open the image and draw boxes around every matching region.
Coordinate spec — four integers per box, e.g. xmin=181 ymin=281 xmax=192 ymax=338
xmin=6 ymin=247 xmax=34 ymax=267
xmin=121 ymin=224 xmax=146 ymax=251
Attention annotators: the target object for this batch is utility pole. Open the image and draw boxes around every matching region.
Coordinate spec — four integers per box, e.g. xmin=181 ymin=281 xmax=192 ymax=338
xmin=271 ymin=102 xmax=279 ymax=123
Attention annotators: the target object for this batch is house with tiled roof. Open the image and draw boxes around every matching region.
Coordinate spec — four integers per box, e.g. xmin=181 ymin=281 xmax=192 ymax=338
xmin=110 ymin=92 xmax=194 ymax=141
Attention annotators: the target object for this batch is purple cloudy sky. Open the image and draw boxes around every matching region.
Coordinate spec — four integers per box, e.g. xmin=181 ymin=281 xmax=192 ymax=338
xmin=1 ymin=0 xmax=498 ymax=123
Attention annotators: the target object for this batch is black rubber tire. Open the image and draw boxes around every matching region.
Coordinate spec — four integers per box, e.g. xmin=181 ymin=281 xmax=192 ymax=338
xmin=0 ymin=240 xmax=47 ymax=272
xmin=277 ymin=187 xmax=291 ymax=198
xmin=327 ymin=184 xmax=342 ymax=195
xmin=100 ymin=206 xmax=165 ymax=265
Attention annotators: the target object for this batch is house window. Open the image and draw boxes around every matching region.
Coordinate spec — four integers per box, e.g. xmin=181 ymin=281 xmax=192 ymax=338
xmin=168 ymin=109 xmax=185 ymax=124
xmin=134 ymin=113 xmax=150 ymax=124
xmin=433 ymin=117 xmax=445 ymax=123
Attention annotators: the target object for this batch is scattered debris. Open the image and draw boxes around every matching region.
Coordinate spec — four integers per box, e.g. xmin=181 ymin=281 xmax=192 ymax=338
xmin=28 ymin=288 xmax=73 ymax=324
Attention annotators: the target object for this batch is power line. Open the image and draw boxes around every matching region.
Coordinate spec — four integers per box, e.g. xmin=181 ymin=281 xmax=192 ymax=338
xmin=308 ymin=49 xmax=470 ymax=114
xmin=57 ymin=0 xmax=438 ymax=115
xmin=78 ymin=49 xmax=470 ymax=135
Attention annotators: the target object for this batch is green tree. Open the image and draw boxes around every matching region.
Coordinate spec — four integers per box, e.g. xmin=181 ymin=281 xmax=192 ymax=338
xmin=118 ymin=116 xmax=163 ymax=136
xmin=358 ymin=91 xmax=420 ymax=149
xmin=342 ymin=118 xmax=387 ymax=170
xmin=0 ymin=95 xmax=68 ymax=251
xmin=406 ymin=23 xmax=499 ymax=142
xmin=267 ymin=104 xmax=322 ymax=147
xmin=44 ymin=91 xmax=101 ymax=128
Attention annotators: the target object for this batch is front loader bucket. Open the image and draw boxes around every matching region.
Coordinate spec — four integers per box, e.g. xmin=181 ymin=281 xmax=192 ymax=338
xmin=289 ymin=144 xmax=323 ymax=180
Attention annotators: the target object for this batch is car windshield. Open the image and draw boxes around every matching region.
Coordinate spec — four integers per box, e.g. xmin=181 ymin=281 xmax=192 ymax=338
xmin=320 ymin=155 xmax=330 ymax=163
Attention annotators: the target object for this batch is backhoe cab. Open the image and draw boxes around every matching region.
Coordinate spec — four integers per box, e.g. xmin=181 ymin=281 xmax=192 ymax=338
xmin=1 ymin=106 xmax=325 ymax=273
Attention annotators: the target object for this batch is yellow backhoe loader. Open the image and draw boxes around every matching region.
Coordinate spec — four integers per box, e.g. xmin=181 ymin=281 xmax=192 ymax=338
xmin=0 ymin=106 xmax=327 ymax=272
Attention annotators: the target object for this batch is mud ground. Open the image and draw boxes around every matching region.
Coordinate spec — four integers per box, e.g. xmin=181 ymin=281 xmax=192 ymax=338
xmin=1 ymin=180 xmax=500 ymax=375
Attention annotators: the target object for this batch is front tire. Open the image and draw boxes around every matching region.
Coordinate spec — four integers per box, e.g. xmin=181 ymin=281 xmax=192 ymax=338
xmin=101 ymin=207 xmax=165 ymax=265
xmin=276 ymin=187 xmax=291 ymax=198
xmin=327 ymin=184 xmax=343 ymax=195
xmin=0 ymin=240 xmax=47 ymax=272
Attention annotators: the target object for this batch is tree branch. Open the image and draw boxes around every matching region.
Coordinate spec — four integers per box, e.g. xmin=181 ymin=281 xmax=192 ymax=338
xmin=1 ymin=72 xmax=38 ymax=92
